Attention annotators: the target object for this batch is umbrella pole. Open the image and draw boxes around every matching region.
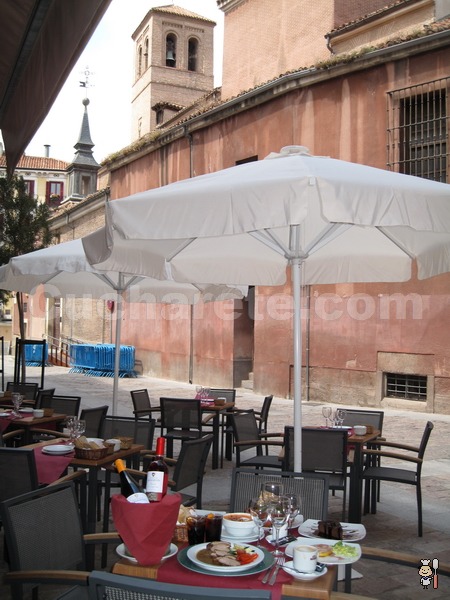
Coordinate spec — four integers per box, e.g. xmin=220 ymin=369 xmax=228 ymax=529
xmin=292 ymin=257 xmax=303 ymax=472
xmin=112 ymin=278 xmax=124 ymax=416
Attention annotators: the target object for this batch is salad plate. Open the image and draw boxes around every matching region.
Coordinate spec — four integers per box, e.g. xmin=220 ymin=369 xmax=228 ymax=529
xmin=42 ymin=444 xmax=74 ymax=455
xmin=116 ymin=542 xmax=178 ymax=564
xmin=282 ymin=560 xmax=328 ymax=581
xmin=298 ymin=519 xmax=366 ymax=542
xmin=285 ymin=539 xmax=361 ymax=565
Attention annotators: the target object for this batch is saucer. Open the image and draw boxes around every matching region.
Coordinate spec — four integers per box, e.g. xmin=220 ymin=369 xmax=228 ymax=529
xmin=282 ymin=560 xmax=328 ymax=581
xmin=221 ymin=527 xmax=264 ymax=543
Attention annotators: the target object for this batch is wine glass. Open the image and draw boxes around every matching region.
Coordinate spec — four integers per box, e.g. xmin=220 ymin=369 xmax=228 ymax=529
xmin=74 ymin=419 xmax=86 ymax=439
xmin=284 ymin=493 xmax=300 ymax=529
xmin=267 ymin=496 xmax=289 ymax=556
xmin=65 ymin=416 xmax=77 ymax=445
xmin=336 ymin=408 xmax=346 ymax=428
xmin=195 ymin=385 xmax=203 ymax=399
xmin=322 ymin=406 xmax=332 ymax=428
xmin=247 ymin=497 xmax=269 ymax=546
xmin=11 ymin=393 xmax=23 ymax=417
xmin=261 ymin=481 xmax=284 ymax=503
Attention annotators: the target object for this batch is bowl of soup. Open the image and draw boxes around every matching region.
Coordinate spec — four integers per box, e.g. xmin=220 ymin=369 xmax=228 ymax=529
xmin=222 ymin=512 xmax=255 ymax=537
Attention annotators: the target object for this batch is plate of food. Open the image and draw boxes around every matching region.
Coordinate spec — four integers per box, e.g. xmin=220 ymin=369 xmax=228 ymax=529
xmin=298 ymin=519 xmax=366 ymax=542
xmin=285 ymin=539 xmax=361 ymax=565
xmin=282 ymin=560 xmax=328 ymax=581
xmin=186 ymin=541 xmax=265 ymax=573
xmin=42 ymin=444 xmax=74 ymax=455
xmin=179 ymin=543 xmax=273 ymax=577
xmin=116 ymin=542 xmax=178 ymax=564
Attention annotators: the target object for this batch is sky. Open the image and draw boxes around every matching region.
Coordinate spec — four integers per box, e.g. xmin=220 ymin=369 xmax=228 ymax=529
xmin=24 ymin=1 xmax=224 ymax=164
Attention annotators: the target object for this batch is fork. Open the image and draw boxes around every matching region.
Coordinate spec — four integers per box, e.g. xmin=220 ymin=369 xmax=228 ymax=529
xmin=269 ymin=554 xmax=285 ymax=585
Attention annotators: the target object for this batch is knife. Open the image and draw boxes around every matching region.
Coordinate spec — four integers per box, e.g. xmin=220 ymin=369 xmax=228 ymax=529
xmin=262 ymin=560 xmax=277 ymax=584
xmin=269 ymin=557 xmax=285 ymax=585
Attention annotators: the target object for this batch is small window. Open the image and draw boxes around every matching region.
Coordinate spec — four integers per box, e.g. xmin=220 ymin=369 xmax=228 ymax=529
xmin=46 ymin=181 xmax=64 ymax=206
xmin=23 ymin=180 xmax=35 ymax=197
xmin=156 ymin=109 xmax=164 ymax=125
xmin=166 ymin=34 xmax=176 ymax=67
xmin=188 ymin=38 xmax=198 ymax=71
xmin=385 ymin=373 xmax=427 ymax=401
xmin=144 ymin=38 xmax=149 ymax=70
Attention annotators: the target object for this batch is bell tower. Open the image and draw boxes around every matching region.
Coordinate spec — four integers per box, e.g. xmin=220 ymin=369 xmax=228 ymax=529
xmin=131 ymin=5 xmax=215 ymax=139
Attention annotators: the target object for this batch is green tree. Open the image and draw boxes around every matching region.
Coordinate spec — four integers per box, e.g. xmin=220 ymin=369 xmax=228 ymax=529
xmin=0 ymin=175 xmax=53 ymax=340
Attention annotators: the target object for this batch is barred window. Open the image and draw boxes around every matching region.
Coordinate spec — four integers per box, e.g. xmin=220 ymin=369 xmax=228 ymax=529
xmin=385 ymin=373 xmax=427 ymax=401
xmin=387 ymin=78 xmax=449 ymax=182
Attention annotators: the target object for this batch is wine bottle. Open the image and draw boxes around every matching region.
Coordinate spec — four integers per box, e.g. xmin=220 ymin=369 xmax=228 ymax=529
xmin=114 ymin=459 xmax=148 ymax=503
xmin=145 ymin=437 xmax=169 ymax=502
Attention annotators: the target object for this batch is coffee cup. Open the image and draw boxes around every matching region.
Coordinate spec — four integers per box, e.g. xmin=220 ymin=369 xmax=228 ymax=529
xmin=293 ymin=545 xmax=318 ymax=573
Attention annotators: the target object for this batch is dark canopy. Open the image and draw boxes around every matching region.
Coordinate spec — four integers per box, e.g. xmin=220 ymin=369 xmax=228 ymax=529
xmin=0 ymin=0 xmax=111 ymax=174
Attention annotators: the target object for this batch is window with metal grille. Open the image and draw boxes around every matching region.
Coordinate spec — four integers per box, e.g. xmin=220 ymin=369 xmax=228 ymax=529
xmin=385 ymin=373 xmax=427 ymax=401
xmin=387 ymin=78 xmax=449 ymax=182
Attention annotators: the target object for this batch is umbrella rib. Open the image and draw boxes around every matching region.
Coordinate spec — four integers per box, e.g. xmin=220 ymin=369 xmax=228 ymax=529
xmin=377 ymin=227 xmax=416 ymax=259
xmin=166 ymin=238 xmax=196 ymax=262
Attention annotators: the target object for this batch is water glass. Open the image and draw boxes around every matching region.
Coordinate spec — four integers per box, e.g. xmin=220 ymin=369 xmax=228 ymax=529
xmin=267 ymin=496 xmax=289 ymax=556
xmin=248 ymin=497 xmax=269 ymax=545
xmin=262 ymin=481 xmax=284 ymax=502
xmin=322 ymin=406 xmax=332 ymax=428
xmin=11 ymin=393 xmax=23 ymax=417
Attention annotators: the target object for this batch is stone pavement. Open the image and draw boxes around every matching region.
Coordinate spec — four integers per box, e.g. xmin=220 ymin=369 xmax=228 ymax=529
xmin=1 ymin=356 xmax=450 ymax=599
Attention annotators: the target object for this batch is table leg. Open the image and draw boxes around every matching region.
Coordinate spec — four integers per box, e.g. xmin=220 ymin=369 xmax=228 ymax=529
xmin=85 ymin=465 xmax=99 ymax=569
xmin=211 ymin=413 xmax=219 ymax=470
xmin=348 ymin=443 xmax=363 ymax=523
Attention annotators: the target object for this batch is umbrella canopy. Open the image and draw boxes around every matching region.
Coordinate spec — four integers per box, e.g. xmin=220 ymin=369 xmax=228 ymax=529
xmin=0 ymin=237 xmax=246 ymax=414
xmin=83 ymin=146 xmax=450 ymax=470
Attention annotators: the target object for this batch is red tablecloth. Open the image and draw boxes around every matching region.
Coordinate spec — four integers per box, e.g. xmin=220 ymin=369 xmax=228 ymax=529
xmin=0 ymin=414 xmax=15 ymax=434
xmin=33 ymin=446 xmax=74 ymax=484
xmin=157 ymin=542 xmax=292 ymax=600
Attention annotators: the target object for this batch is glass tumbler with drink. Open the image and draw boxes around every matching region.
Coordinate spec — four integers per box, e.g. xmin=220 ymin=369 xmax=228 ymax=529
xmin=186 ymin=514 xmax=206 ymax=545
xmin=205 ymin=513 xmax=223 ymax=542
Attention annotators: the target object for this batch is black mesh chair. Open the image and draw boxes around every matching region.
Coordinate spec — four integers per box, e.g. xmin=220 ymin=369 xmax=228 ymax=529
xmin=35 ymin=388 xmax=56 ymax=407
xmin=6 ymin=381 xmax=39 ymax=402
xmin=160 ymin=397 xmax=203 ymax=458
xmin=362 ymin=421 xmax=434 ymax=536
xmin=38 ymin=393 xmax=81 ymax=417
xmin=208 ymin=388 xmax=236 ymax=466
xmin=0 ymin=481 xmax=119 ymax=600
xmin=80 ymin=405 xmax=109 ymax=438
xmin=131 ymin=388 xmax=161 ymax=419
xmin=88 ymin=570 xmax=272 ymax=600
xmin=229 ymin=468 xmax=329 ymax=521
xmin=229 ymin=410 xmax=283 ymax=469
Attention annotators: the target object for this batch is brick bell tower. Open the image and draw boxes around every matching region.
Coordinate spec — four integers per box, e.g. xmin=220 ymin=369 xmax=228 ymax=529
xmin=131 ymin=4 xmax=215 ymax=139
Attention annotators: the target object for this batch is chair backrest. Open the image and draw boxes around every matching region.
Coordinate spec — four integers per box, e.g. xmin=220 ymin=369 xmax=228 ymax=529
xmin=79 ymin=405 xmax=108 ymax=437
xmin=283 ymin=426 xmax=348 ymax=476
xmin=35 ymin=388 xmax=56 ymax=408
xmin=103 ymin=415 xmax=155 ymax=450
xmin=160 ymin=398 xmax=202 ymax=432
xmin=417 ymin=421 xmax=434 ymax=467
xmin=258 ymin=395 xmax=273 ymax=430
xmin=88 ymin=570 xmax=272 ymax=600
xmin=230 ymin=468 xmax=329 ymax=521
xmin=44 ymin=394 xmax=81 ymax=417
xmin=6 ymin=381 xmax=39 ymax=401
xmin=209 ymin=388 xmax=236 ymax=403
xmin=342 ymin=409 xmax=384 ymax=434
xmin=229 ymin=410 xmax=262 ymax=458
xmin=130 ymin=389 xmax=153 ymax=417
xmin=0 ymin=448 xmax=39 ymax=503
xmin=0 ymin=482 xmax=86 ymax=583
xmin=169 ymin=434 xmax=213 ymax=502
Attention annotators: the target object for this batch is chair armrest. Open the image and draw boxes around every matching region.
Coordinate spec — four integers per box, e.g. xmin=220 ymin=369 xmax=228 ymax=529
xmin=361 ymin=546 xmax=450 ymax=576
xmin=363 ymin=449 xmax=422 ymax=464
xmin=2 ymin=428 xmax=25 ymax=442
xmin=83 ymin=532 xmax=121 ymax=544
xmin=259 ymin=432 xmax=284 ymax=438
xmin=366 ymin=439 xmax=420 ymax=453
xmin=4 ymin=570 xmax=89 ymax=585
xmin=29 ymin=428 xmax=70 ymax=438
xmin=51 ymin=469 xmax=87 ymax=486
xmin=234 ymin=440 xmax=284 ymax=447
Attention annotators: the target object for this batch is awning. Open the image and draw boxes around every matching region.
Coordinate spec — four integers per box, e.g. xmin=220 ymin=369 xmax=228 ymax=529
xmin=0 ymin=0 xmax=111 ymax=175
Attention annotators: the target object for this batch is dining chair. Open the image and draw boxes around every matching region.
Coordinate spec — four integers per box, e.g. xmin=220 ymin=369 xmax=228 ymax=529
xmin=43 ymin=394 xmax=82 ymax=417
xmin=283 ymin=426 xmax=348 ymax=519
xmin=130 ymin=388 xmax=161 ymax=423
xmin=35 ymin=387 xmax=56 ymax=407
xmin=88 ymin=570 xmax=272 ymax=600
xmin=6 ymin=381 xmax=39 ymax=401
xmin=229 ymin=409 xmax=283 ymax=469
xmin=229 ymin=468 xmax=329 ymax=521
xmin=159 ymin=397 xmax=203 ymax=458
xmin=362 ymin=420 xmax=434 ymax=536
xmin=0 ymin=480 xmax=119 ymax=600
xmin=80 ymin=405 xmax=109 ymax=438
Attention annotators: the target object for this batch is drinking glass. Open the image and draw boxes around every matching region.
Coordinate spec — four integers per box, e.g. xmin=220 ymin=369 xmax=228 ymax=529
xmin=261 ymin=481 xmax=284 ymax=503
xmin=267 ymin=496 xmax=289 ymax=556
xmin=284 ymin=493 xmax=300 ymax=529
xmin=336 ymin=408 xmax=346 ymax=428
xmin=195 ymin=385 xmax=203 ymax=399
xmin=11 ymin=393 xmax=23 ymax=417
xmin=74 ymin=419 xmax=86 ymax=439
xmin=65 ymin=416 xmax=77 ymax=445
xmin=248 ymin=497 xmax=269 ymax=546
xmin=322 ymin=406 xmax=332 ymax=428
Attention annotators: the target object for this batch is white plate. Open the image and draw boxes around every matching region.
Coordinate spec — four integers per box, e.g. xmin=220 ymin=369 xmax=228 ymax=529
xmin=299 ymin=519 xmax=366 ymax=542
xmin=0 ymin=412 xmax=11 ymax=417
xmin=221 ymin=527 xmax=264 ymax=543
xmin=187 ymin=542 xmax=264 ymax=573
xmin=282 ymin=560 xmax=328 ymax=581
xmin=19 ymin=408 xmax=34 ymax=413
xmin=116 ymin=542 xmax=178 ymax=564
xmin=285 ymin=539 xmax=361 ymax=565
xmin=289 ymin=514 xmax=304 ymax=529
xmin=87 ymin=437 xmax=104 ymax=445
xmin=42 ymin=444 xmax=74 ymax=455
xmin=331 ymin=425 xmax=352 ymax=430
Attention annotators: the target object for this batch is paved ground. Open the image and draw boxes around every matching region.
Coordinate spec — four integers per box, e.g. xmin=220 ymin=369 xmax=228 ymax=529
xmin=1 ymin=356 xmax=450 ymax=599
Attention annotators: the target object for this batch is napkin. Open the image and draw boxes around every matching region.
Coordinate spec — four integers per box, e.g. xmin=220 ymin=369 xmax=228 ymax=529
xmin=267 ymin=523 xmax=288 ymax=543
xmin=111 ymin=492 xmax=181 ymax=565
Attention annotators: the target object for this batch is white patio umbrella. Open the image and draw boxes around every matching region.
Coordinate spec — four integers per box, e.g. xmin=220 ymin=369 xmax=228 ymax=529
xmin=0 ymin=238 xmax=246 ymax=414
xmin=83 ymin=146 xmax=450 ymax=470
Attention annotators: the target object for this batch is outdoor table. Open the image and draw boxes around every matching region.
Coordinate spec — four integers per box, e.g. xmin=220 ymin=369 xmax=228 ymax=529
xmin=112 ymin=541 xmax=337 ymax=600
xmin=199 ymin=400 xmax=235 ymax=470
xmin=347 ymin=429 xmax=380 ymax=523
xmin=0 ymin=411 xmax=67 ymax=444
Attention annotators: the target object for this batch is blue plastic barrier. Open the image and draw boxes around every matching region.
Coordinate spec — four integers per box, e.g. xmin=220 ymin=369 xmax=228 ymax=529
xmin=24 ymin=343 xmax=48 ymax=366
xmin=69 ymin=344 xmax=136 ymax=377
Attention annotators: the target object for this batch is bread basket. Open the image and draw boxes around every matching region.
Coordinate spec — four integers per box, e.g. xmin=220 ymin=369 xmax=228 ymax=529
xmin=118 ymin=436 xmax=133 ymax=450
xmin=74 ymin=446 xmax=109 ymax=460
